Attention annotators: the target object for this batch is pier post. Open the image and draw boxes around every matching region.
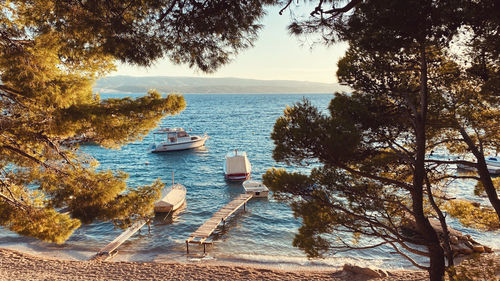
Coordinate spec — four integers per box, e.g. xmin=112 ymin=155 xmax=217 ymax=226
xmin=203 ymin=243 xmax=206 ymax=254
xmin=186 ymin=241 xmax=189 ymax=254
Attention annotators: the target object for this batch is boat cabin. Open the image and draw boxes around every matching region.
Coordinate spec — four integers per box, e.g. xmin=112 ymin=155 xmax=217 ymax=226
xmin=243 ymin=180 xmax=269 ymax=198
xmin=151 ymin=127 xmax=208 ymax=153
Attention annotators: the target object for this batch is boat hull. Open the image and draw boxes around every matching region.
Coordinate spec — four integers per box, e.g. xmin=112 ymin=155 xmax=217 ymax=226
xmin=457 ymin=163 xmax=500 ymax=174
xmin=154 ymin=198 xmax=185 ymax=213
xmin=151 ymin=137 xmax=207 ymax=153
xmin=225 ymin=173 xmax=251 ymax=181
xmin=245 ymin=190 xmax=269 ymax=198
xmin=154 ymin=184 xmax=187 ymax=213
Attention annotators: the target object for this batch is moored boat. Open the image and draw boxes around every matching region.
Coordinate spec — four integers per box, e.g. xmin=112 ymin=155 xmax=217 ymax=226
xmin=457 ymin=156 xmax=500 ymax=174
xmin=243 ymin=180 xmax=269 ymax=198
xmin=151 ymin=127 xmax=208 ymax=153
xmin=485 ymin=156 xmax=500 ymax=167
xmin=224 ymin=149 xmax=251 ymax=181
xmin=154 ymin=183 xmax=187 ymax=213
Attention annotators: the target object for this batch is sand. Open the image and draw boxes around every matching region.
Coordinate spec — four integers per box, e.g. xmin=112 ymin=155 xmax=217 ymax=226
xmin=0 ymin=248 xmax=430 ymax=281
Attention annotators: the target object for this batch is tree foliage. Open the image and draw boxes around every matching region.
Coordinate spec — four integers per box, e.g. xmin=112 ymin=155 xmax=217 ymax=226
xmin=266 ymin=1 xmax=499 ymax=280
xmin=1 ymin=0 xmax=279 ymax=243
xmin=12 ymin=0 xmax=276 ymax=72
xmin=0 ymin=34 xmax=183 ymax=241
xmin=443 ymin=200 xmax=499 ymax=231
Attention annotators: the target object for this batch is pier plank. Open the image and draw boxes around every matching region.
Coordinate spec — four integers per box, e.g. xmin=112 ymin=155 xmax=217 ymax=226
xmin=186 ymin=194 xmax=252 ymax=253
xmin=91 ymin=220 xmax=147 ymax=261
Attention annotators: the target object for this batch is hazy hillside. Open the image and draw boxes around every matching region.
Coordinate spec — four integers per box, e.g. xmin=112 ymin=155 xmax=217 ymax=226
xmin=94 ymin=76 xmax=348 ymax=94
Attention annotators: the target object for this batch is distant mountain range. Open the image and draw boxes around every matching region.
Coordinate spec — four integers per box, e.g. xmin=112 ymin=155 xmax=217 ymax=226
xmin=94 ymin=76 xmax=349 ymax=94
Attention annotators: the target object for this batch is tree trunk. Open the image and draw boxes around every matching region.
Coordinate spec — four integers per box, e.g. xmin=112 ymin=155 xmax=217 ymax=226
xmin=412 ymin=46 xmax=445 ymax=281
xmin=459 ymin=127 xmax=500 ymax=221
xmin=412 ymin=184 xmax=446 ymax=281
xmin=412 ymin=181 xmax=446 ymax=281
xmin=428 ymin=243 xmax=446 ymax=281
xmin=425 ymin=176 xmax=454 ymax=267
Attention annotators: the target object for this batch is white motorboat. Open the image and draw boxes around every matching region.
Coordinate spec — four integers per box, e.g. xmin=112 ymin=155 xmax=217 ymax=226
xmin=224 ymin=149 xmax=251 ymax=181
xmin=485 ymin=156 xmax=500 ymax=167
xmin=243 ymin=180 xmax=269 ymax=198
xmin=154 ymin=183 xmax=187 ymax=213
xmin=151 ymin=127 xmax=208 ymax=152
xmin=457 ymin=155 xmax=500 ymax=174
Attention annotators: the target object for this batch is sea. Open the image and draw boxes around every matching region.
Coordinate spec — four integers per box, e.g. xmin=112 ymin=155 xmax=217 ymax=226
xmin=0 ymin=93 xmax=498 ymax=270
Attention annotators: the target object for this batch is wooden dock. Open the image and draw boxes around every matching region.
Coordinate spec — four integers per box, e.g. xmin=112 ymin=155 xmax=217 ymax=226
xmin=91 ymin=220 xmax=147 ymax=261
xmin=186 ymin=193 xmax=253 ymax=253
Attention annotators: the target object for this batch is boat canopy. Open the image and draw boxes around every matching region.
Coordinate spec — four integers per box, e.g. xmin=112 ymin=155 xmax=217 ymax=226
xmin=226 ymin=154 xmax=251 ymax=174
xmin=154 ymin=184 xmax=186 ymax=212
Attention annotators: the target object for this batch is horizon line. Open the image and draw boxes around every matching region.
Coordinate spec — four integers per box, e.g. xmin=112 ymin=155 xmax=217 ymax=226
xmin=103 ymin=74 xmax=338 ymax=85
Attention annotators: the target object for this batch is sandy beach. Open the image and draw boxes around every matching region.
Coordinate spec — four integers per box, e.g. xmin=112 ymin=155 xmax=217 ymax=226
xmin=0 ymin=248 xmax=431 ymax=281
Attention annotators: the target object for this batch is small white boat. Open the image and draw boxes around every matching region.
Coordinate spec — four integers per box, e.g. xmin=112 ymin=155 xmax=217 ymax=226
xmin=224 ymin=149 xmax=251 ymax=181
xmin=457 ymin=155 xmax=500 ymax=174
xmin=154 ymin=183 xmax=187 ymax=213
xmin=485 ymin=156 xmax=500 ymax=167
xmin=243 ymin=180 xmax=269 ymax=198
xmin=151 ymin=127 xmax=208 ymax=153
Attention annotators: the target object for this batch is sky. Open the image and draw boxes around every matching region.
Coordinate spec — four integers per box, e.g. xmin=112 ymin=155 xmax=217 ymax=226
xmin=112 ymin=4 xmax=348 ymax=84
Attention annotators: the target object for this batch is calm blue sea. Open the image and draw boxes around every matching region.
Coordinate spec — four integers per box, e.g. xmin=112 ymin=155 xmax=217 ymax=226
xmin=0 ymin=93 xmax=498 ymax=270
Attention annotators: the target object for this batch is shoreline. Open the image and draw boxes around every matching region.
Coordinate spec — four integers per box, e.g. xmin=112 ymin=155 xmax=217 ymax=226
xmin=0 ymin=247 xmax=429 ymax=281
xmin=0 ymin=241 xmax=409 ymax=271
xmin=2 ymin=246 xmax=500 ymax=280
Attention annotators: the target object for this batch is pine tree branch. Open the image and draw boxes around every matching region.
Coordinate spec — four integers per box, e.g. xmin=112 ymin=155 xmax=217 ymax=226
xmin=38 ymin=133 xmax=74 ymax=168
xmin=0 ymin=144 xmax=65 ymax=175
xmin=336 ymin=162 xmax=413 ymax=191
xmin=0 ymin=85 xmax=28 ymax=108
xmin=424 ymin=174 xmax=454 ymax=266
xmin=322 ymin=0 xmax=362 ymax=16
xmin=431 ymin=174 xmax=480 ymax=181
xmin=0 ymin=192 xmax=24 ymax=209
xmin=332 ymin=236 xmax=393 ymax=251
xmin=158 ymin=0 xmax=179 ymax=22
xmin=387 ymin=240 xmax=430 ymax=270
xmin=424 ymin=158 xmax=477 ymax=167
xmin=0 ymin=179 xmax=29 ymax=211
xmin=427 ymin=138 xmax=465 ymax=148
xmin=0 ymin=176 xmax=17 ymax=201
xmin=326 ymin=201 xmax=423 ymax=245
xmin=310 ymin=0 xmax=324 ymax=16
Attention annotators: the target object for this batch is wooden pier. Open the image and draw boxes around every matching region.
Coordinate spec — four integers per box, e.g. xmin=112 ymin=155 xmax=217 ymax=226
xmin=185 ymin=193 xmax=253 ymax=253
xmin=91 ymin=220 xmax=147 ymax=261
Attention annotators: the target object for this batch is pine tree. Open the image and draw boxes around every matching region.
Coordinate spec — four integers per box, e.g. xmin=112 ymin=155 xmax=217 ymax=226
xmin=266 ymin=1 xmax=499 ymax=280
xmin=0 ymin=0 xmax=275 ymax=243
